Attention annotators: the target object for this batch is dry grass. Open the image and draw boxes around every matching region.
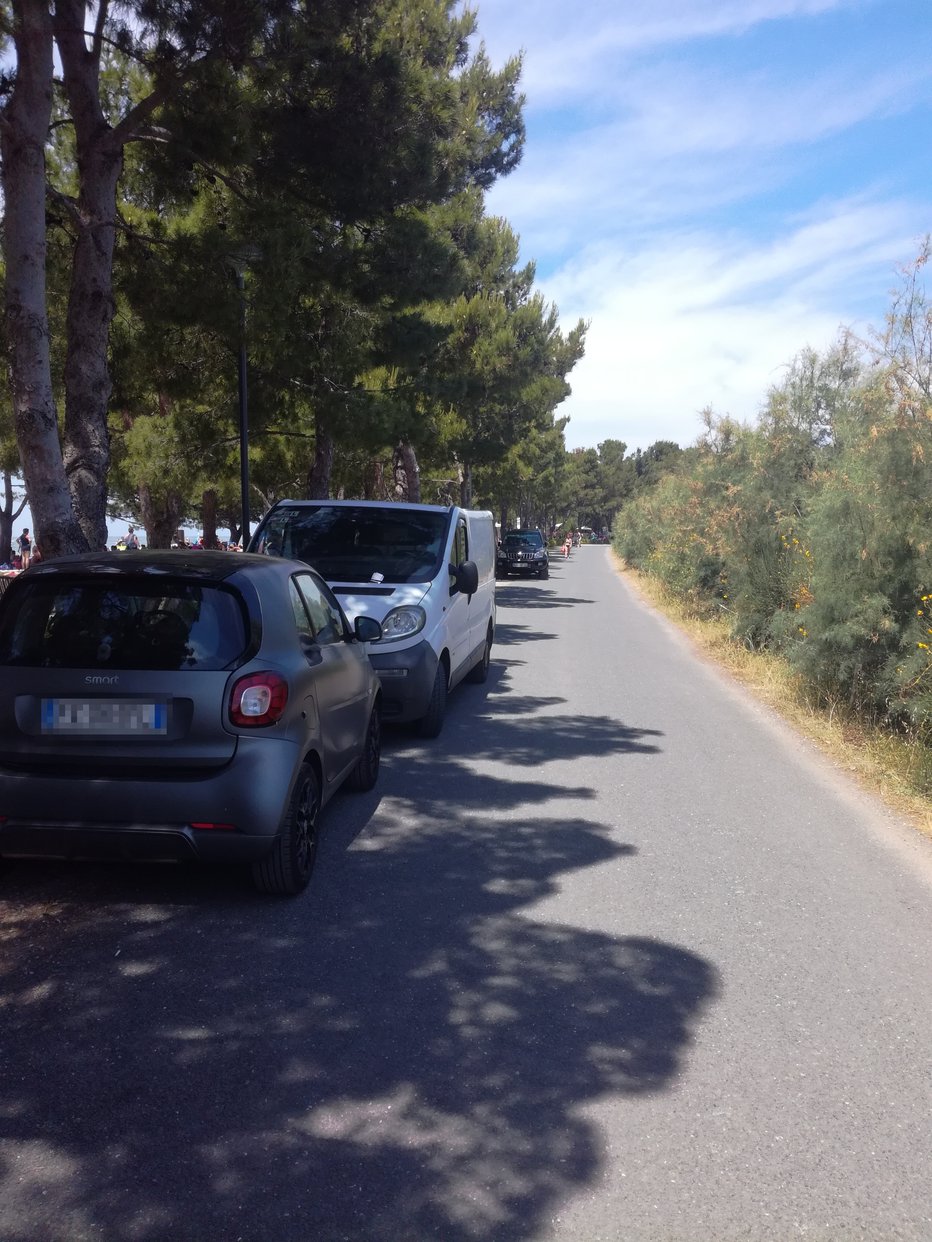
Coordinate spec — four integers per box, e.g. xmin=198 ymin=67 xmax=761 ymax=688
xmin=614 ymin=556 xmax=932 ymax=841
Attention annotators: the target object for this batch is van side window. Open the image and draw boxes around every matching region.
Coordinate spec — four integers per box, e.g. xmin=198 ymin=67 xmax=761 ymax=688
xmin=450 ymin=521 xmax=468 ymax=592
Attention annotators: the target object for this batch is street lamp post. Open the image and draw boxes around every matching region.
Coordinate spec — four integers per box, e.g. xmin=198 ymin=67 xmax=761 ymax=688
xmin=235 ymin=268 xmax=250 ymax=544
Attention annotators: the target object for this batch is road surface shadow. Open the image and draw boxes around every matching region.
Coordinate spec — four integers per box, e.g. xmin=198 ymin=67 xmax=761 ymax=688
xmin=495 ymin=583 xmax=596 ymax=610
xmin=0 ymin=691 xmax=711 ymax=1242
xmin=493 ymin=620 xmax=559 ymax=646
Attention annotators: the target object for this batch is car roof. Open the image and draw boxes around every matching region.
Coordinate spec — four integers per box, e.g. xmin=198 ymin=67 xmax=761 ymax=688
xmin=268 ymin=499 xmax=453 ymax=515
xmin=20 ymin=550 xmax=289 ymax=583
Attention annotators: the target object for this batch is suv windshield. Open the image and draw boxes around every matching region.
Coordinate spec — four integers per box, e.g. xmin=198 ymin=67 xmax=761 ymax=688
xmin=0 ymin=578 xmax=247 ymax=670
xmin=503 ymin=532 xmax=543 ymax=549
xmin=253 ymin=505 xmax=450 ymax=584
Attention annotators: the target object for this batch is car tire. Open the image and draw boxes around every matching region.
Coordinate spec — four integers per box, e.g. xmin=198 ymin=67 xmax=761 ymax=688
xmin=252 ymin=764 xmax=320 ymax=896
xmin=466 ymin=627 xmax=492 ymax=684
xmin=416 ymin=660 xmax=448 ymax=738
xmin=346 ymin=704 xmax=381 ymax=792
xmin=538 ymin=564 xmax=549 ymax=579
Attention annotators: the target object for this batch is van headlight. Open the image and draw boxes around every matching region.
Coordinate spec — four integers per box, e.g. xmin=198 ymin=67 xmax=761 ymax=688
xmin=378 ymin=605 xmax=427 ymax=642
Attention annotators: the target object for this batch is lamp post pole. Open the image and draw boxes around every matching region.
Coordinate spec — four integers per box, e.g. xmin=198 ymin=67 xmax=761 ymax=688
xmin=235 ymin=269 xmax=250 ymax=544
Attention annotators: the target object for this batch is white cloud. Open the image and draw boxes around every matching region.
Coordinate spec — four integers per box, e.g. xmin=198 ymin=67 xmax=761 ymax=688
xmin=474 ymin=0 xmax=850 ymax=80
xmin=541 ymin=198 xmax=922 ymax=451
xmin=487 ymin=58 xmax=928 ymax=259
xmin=470 ymin=0 xmax=932 ymax=454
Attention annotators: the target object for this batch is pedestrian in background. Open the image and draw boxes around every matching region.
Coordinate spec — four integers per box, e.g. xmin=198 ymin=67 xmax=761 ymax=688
xmin=16 ymin=528 xmax=31 ymax=568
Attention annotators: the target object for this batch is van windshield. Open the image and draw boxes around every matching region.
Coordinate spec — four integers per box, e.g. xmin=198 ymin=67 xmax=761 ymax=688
xmin=253 ymin=505 xmax=450 ymax=584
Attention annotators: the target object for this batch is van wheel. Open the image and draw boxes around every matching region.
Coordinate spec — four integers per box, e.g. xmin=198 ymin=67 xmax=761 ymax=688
xmin=417 ymin=661 xmax=448 ymax=738
xmin=466 ymin=628 xmax=492 ymax=684
xmin=252 ymin=764 xmax=320 ymax=895
xmin=346 ymin=705 xmax=381 ymax=792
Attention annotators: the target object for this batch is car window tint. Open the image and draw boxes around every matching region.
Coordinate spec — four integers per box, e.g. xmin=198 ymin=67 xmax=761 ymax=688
xmin=294 ymin=574 xmax=345 ymax=647
xmin=0 ymin=578 xmax=247 ymax=670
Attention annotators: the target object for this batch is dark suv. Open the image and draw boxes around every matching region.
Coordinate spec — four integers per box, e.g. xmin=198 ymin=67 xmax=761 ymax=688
xmin=0 ymin=551 xmax=383 ymax=895
xmin=496 ymin=530 xmax=549 ymax=580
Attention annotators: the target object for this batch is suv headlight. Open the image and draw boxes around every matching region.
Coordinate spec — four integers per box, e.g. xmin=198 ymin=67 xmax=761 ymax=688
xmin=378 ymin=605 xmax=427 ymax=642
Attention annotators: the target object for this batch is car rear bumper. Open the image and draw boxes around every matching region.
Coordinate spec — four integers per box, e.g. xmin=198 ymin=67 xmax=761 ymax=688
xmin=368 ymin=639 xmax=438 ymax=722
xmin=0 ymin=737 xmax=302 ymax=863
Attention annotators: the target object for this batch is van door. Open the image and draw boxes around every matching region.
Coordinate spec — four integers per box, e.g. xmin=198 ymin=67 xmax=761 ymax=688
xmin=465 ymin=512 xmax=494 ymax=661
xmin=446 ymin=517 xmax=473 ymax=684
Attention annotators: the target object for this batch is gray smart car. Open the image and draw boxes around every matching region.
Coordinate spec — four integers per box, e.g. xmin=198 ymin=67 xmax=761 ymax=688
xmin=0 ymin=551 xmax=382 ymax=895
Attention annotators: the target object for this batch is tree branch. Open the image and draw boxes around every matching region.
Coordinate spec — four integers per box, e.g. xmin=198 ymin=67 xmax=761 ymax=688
xmin=92 ymin=0 xmax=109 ymax=63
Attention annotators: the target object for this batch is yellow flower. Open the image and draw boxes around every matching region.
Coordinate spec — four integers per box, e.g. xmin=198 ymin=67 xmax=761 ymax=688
xmin=919 ymin=642 xmax=930 ymax=650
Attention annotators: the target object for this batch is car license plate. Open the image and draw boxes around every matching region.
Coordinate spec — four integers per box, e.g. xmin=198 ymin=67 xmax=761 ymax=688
xmin=41 ymin=698 xmax=170 ymax=735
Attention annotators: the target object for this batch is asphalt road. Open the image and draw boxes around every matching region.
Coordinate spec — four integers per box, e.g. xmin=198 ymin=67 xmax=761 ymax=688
xmin=1 ymin=545 xmax=931 ymax=1242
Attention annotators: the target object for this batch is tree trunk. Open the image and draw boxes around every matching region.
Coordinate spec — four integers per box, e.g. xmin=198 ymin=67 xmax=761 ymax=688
xmin=460 ymin=461 xmax=473 ymax=508
xmin=0 ymin=0 xmax=87 ymax=560
xmin=363 ymin=459 xmax=384 ymax=499
xmin=393 ymin=441 xmax=421 ymax=503
xmin=55 ymin=0 xmax=121 ymax=553
xmin=0 ymin=470 xmax=29 ymax=564
xmin=220 ymin=508 xmax=242 ymax=548
xmin=139 ymin=482 xmax=185 ymax=549
xmin=201 ymin=489 xmax=219 ymax=549
xmin=306 ymin=420 xmax=334 ymax=498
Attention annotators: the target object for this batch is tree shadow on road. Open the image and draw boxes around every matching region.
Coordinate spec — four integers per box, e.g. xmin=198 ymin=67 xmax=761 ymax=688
xmin=495 ymin=583 xmax=595 ymax=610
xmin=0 ymin=690 xmax=711 ymax=1242
xmin=493 ymin=620 xmax=559 ymax=646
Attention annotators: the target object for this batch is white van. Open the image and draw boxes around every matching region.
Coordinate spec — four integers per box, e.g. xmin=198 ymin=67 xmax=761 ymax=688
xmin=248 ymin=501 xmax=496 ymax=737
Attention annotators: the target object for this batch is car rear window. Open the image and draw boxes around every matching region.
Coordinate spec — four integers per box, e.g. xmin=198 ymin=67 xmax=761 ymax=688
xmin=0 ymin=577 xmax=248 ymax=670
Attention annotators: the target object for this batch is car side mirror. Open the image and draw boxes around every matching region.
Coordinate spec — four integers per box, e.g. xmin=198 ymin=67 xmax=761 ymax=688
xmin=354 ymin=615 xmax=382 ymax=643
xmin=453 ymin=560 xmax=479 ymax=597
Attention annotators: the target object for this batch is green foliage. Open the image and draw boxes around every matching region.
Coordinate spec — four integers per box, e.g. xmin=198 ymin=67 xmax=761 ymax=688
xmin=612 ymin=248 xmax=932 ymax=737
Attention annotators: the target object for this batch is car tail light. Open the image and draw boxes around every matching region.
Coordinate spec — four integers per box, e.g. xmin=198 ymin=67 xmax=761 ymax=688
xmin=190 ymin=822 xmax=236 ymax=831
xmin=229 ymin=672 xmax=288 ymax=727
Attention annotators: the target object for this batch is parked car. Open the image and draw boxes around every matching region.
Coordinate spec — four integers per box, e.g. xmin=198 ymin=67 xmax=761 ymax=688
xmin=496 ymin=529 xmax=549 ymax=579
xmin=0 ymin=551 xmax=383 ymax=895
xmin=249 ymin=501 xmax=496 ymax=739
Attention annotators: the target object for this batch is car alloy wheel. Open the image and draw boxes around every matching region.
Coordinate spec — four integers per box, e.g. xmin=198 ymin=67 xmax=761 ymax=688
xmin=253 ymin=764 xmax=320 ymax=895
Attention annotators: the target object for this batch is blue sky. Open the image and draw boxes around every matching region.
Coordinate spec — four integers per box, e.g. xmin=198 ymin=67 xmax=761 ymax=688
xmin=472 ymin=0 xmax=932 ymax=451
